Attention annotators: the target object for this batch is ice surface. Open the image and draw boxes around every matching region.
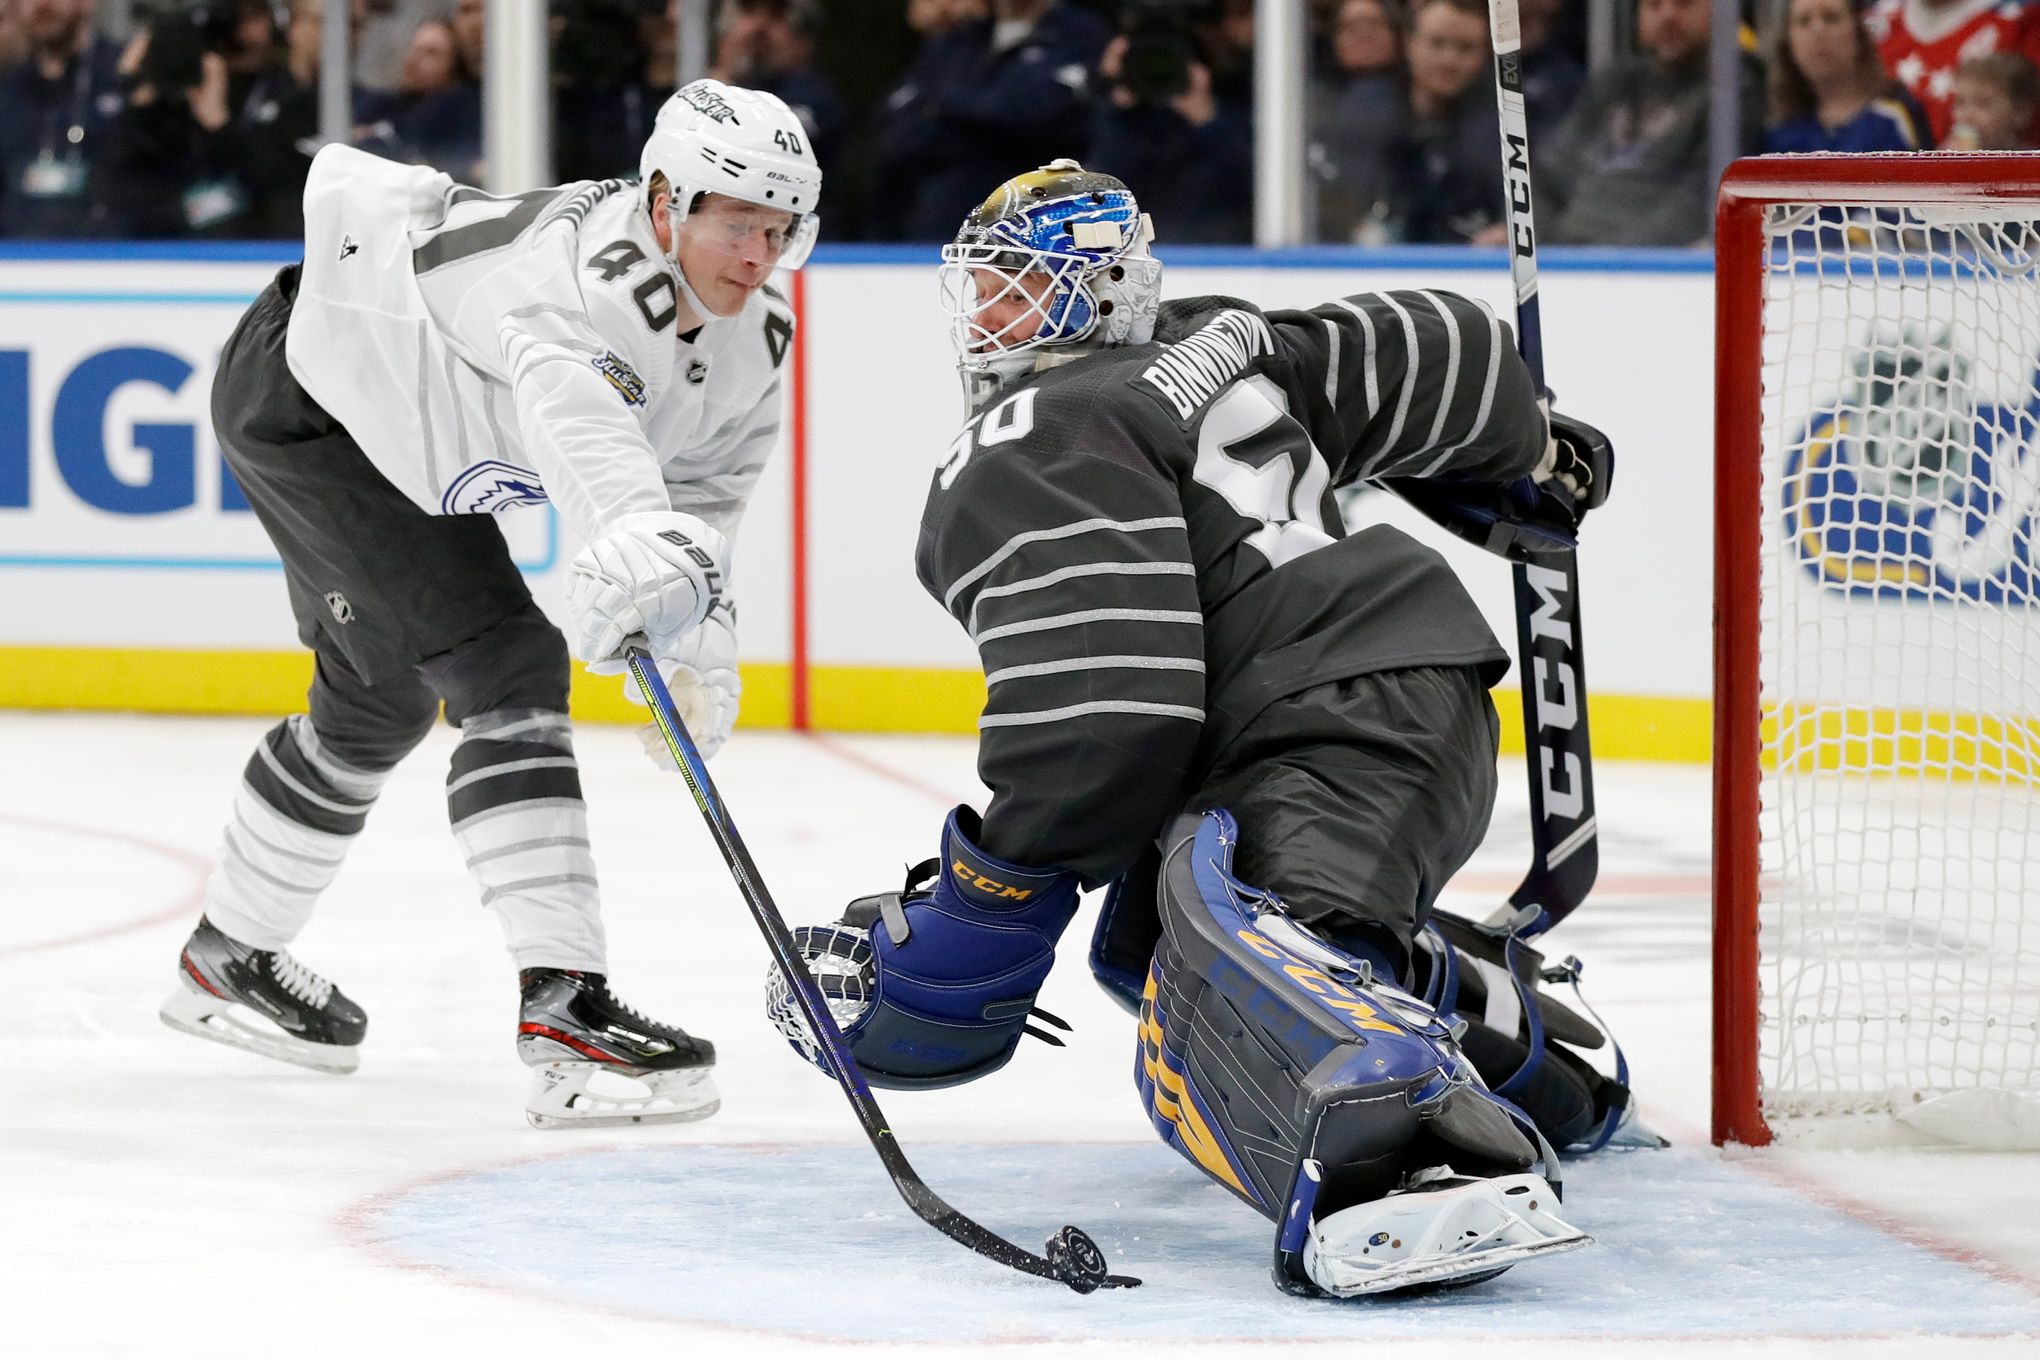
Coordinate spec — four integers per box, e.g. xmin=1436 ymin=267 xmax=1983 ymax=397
xmin=5 ymin=712 xmax=2038 ymax=1359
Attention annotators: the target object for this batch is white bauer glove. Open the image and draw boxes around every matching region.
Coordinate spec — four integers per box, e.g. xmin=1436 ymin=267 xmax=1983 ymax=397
xmin=565 ymin=510 xmax=728 ymax=666
xmin=630 ymin=599 xmax=741 ymax=765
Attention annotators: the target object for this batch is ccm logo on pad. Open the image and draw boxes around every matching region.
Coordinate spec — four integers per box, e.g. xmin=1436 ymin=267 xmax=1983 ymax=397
xmin=950 ymin=859 xmax=1034 ymax=901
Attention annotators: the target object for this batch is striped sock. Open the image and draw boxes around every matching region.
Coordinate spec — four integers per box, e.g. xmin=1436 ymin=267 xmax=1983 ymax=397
xmin=202 ymin=714 xmax=390 ymax=950
xmin=448 ymin=709 xmax=606 ymax=971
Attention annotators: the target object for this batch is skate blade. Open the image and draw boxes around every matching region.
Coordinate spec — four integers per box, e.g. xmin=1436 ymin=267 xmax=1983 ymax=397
xmin=159 ymin=983 xmax=360 ymax=1075
xmin=523 ymin=1062 xmax=720 ymax=1130
xmin=1311 ymin=1230 xmax=1592 ymax=1297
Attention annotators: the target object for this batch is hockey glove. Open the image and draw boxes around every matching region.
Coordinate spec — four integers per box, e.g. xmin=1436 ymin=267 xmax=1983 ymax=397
xmin=1532 ymin=410 xmax=1614 ymax=519
xmin=628 ymin=597 xmax=740 ymax=763
xmin=773 ymin=807 xmax=1082 ymax=1090
xmin=565 ymin=510 xmax=727 ymax=666
xmin=1384 ymin=409 xmax=1615 ymax=563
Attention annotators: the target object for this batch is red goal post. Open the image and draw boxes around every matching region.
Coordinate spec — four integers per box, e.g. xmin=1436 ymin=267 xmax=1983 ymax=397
xmin=1714 ymin=153 xmax=2040 ymax=1149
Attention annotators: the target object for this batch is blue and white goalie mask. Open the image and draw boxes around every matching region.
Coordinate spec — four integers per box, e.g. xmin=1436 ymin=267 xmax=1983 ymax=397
xmin=938 ymin=159 xmax=1163 ymax=407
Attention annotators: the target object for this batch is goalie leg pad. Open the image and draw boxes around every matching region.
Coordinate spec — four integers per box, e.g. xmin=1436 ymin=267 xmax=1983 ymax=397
xmin=1140 ymin=812 xmax=1548 ymax=1224
xmin=1414 ymin=914 xmax=1648 ymax=1152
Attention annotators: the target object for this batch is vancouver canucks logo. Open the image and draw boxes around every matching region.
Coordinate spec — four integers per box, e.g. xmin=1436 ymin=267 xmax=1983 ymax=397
xmin=442 ymin=460 xmax=550 ymax=515
xmin=1784 ymin=324 xmax=2040 ymax=604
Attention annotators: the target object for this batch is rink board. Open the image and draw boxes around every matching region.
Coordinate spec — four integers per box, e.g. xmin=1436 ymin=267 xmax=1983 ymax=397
xmin=354 ymin=1140 xmax=2040 ymax=1343
xmin=0 ymin=243 xmax=1718 ymax=758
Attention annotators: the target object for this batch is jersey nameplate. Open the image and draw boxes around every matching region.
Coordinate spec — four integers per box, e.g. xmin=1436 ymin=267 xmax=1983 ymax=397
xmin=1138 ymin=309 xmax=1274 ymax=421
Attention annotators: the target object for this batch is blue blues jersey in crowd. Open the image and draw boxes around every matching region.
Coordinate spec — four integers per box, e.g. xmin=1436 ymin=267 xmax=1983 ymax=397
xmin=1765 ymin=93 xmax=1928 ymax=154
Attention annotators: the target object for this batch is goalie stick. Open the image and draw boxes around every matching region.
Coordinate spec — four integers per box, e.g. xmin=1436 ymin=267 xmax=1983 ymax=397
xmin=624 ymin=643 xmax=1140 ymax=1295
xmin=1483 ymin=0 xmax=1599 ymax=937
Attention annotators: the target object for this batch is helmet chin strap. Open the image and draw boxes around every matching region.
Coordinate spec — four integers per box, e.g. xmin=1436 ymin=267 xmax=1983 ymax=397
xmin=661 ymin=192 xmax=738 ymax=322
xmin=673 ymin=258 xmax=731 ymax=321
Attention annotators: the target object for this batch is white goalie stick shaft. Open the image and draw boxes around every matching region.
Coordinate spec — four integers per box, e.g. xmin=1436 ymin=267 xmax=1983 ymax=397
xmin=1483 ymin=0 xmax=1600 ymax=935
xmin=623 ymin=644 xmax=1137 ymax=1293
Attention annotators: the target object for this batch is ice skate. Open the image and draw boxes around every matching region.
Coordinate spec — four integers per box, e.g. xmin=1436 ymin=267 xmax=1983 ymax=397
xmin=159 ymin=918 xmax=366 ymax=1074
xmin=517 ymin=968 xmax=720 ymax=1129
xmin=1302 ymin=1167 xmax=1591 ymax=1297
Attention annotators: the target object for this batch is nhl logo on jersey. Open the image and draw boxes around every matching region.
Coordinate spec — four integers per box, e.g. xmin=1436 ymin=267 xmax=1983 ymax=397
xmin=686 ymin=357 xmax=709 ymax=385
xmin=441 ymin=460 xmax=551 ymax=515
xmin=592 ymin=350 xmax=647 ymax=406
xmin=324 ymin=591 xmax=353 ymax=624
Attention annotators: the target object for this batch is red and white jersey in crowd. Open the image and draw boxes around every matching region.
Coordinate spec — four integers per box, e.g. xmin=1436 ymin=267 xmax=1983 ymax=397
xmin=1867 ymin=0 xmax=2040 ymax=142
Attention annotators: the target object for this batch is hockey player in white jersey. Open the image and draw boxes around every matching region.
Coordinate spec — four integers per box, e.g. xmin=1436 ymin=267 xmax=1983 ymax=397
xmin=158 ymin=80 xmax=820 ymax=1128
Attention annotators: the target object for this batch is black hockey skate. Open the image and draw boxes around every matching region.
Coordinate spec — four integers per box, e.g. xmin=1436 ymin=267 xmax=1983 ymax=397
xmin=517 ymin=968 xmax=720 ymax=1129
xmin=159 ymin=917 xmax=366 ymax=1074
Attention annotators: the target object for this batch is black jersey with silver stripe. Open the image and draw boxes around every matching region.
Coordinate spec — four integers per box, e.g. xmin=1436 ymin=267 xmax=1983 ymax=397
xmin=916 ymin=291 xmax=1546 ymax=883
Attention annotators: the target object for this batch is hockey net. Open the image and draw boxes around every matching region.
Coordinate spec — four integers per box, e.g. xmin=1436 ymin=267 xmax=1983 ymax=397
xmin=1715 ymin=155 xmax=2040 ymax=1148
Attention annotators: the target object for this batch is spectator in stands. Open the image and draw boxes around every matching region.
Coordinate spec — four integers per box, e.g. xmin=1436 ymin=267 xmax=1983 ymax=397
xmin=352 ymin=0 xmax=438 ymax=96
xmin=1869 ymin=0 xmax=2040 ymax=146
xmin=1946 ymin=51 xmax=2040 ymax=149
xmin=101 ymin=1 xmax=283 ymax=238
xmin=1518 ymin=0 xmax=1583 ymax=141
xmin=1318 ymin=0 xmax=1501 ymax=245
xmin=354 ymin=16 xmax=481 ymax=180
xmin=1198 ymin=0 xmax=1256 ymax=118
xmin=1087 ymin=15 xmax=1253 ymax=242
xmin=1540 ymin=0 xmax=1759 ymax=246
xmin=0 ymin=0 xmax=124 ymax=238
xmin=1311 ymin=0 xmax=1398 ymax=238
xmin=1331 ymin=0 xmax=1401 ymax=80
xmin=868 ymin=0 xmax=1110 ymax=241
xmin=909 ymin=0 xmax=990 ymax=40
xmin=1767 ymin=0 xmax=1925 ymax=154
xmin=0 ymin=0 xmax=30 ymax=72
xmin=552 ymin=0 xmax=656 ymax=180
xmin=452 ymin=0 xmax=484 ymax=82
xmin=711 ymin=0 xmax=848 ymax=174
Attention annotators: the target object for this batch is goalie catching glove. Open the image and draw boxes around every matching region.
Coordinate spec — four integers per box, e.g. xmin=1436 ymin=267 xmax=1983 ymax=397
xmin=627 ymin=597 xmax=740 ymax=762
xmin=765 ymin=807 xmax=1081 ymax=1089
xmin=564 ymin=510 xmax=727 ymax=665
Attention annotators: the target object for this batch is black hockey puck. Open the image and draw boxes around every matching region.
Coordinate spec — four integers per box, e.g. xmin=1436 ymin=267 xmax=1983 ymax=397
xmin=1045 ymin=1225 xmax=1108 ymax=1294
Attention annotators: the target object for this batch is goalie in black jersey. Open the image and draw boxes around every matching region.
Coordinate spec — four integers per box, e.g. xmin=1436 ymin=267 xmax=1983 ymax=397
xmin=770 ymin=160 xmax=1635 ymax=1296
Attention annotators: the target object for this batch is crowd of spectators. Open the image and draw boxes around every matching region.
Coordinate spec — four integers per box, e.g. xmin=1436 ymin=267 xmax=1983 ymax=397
xmin=3 ymin=0 xmax=2040 ymax=247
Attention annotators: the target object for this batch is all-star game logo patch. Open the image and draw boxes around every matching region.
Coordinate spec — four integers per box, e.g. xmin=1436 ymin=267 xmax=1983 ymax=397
xmin=593 ymin=350 xmax=647 ymax=406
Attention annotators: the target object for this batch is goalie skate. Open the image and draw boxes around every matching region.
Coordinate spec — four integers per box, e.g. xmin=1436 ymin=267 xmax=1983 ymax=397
xmin=517 ymin=968 xmax=720 ymax=1129
xmin=158 ymin=918 xmax=365 ymax=1075
xmin=1302 ymin=1169 xmax=1590 ymax=1297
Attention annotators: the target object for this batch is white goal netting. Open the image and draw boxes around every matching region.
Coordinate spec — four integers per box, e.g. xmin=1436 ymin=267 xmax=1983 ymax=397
xmin=1756 ymin=202 xmax=2040 ymax=1136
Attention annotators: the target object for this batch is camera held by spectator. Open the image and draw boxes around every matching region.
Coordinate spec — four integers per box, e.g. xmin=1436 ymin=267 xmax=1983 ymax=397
xmin=1113 ymin=0 xmax=1212 ymax=106
xmin=130 ymin=0 xmax=238 ymax=95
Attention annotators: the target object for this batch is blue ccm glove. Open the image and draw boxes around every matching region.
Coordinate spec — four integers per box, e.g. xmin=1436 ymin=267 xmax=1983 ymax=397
xmin=779 ymin=806 xmax=1082 ymax=1090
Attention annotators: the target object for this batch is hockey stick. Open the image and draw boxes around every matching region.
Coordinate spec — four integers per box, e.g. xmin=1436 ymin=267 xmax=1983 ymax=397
xmin=1482 ymin=0 xmax=1599 ymax=937
xmin=624 ymin=643 xmax=1139 ymax=1294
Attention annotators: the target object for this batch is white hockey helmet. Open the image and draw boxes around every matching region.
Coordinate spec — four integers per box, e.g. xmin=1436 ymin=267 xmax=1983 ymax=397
xmin=639 ymin=80 xmax=823 ymax=312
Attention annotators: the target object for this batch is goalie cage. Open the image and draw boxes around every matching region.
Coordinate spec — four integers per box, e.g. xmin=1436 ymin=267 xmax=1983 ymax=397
xmin=1715 ymin=153 xmax=2040 ymax=1149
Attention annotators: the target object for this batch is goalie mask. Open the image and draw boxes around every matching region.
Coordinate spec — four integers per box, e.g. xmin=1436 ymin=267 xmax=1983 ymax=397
xmin=938 ymin=159 xmax=1163 ymax=408
xmin=639 ymin=79 xmax=823 ymax=319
